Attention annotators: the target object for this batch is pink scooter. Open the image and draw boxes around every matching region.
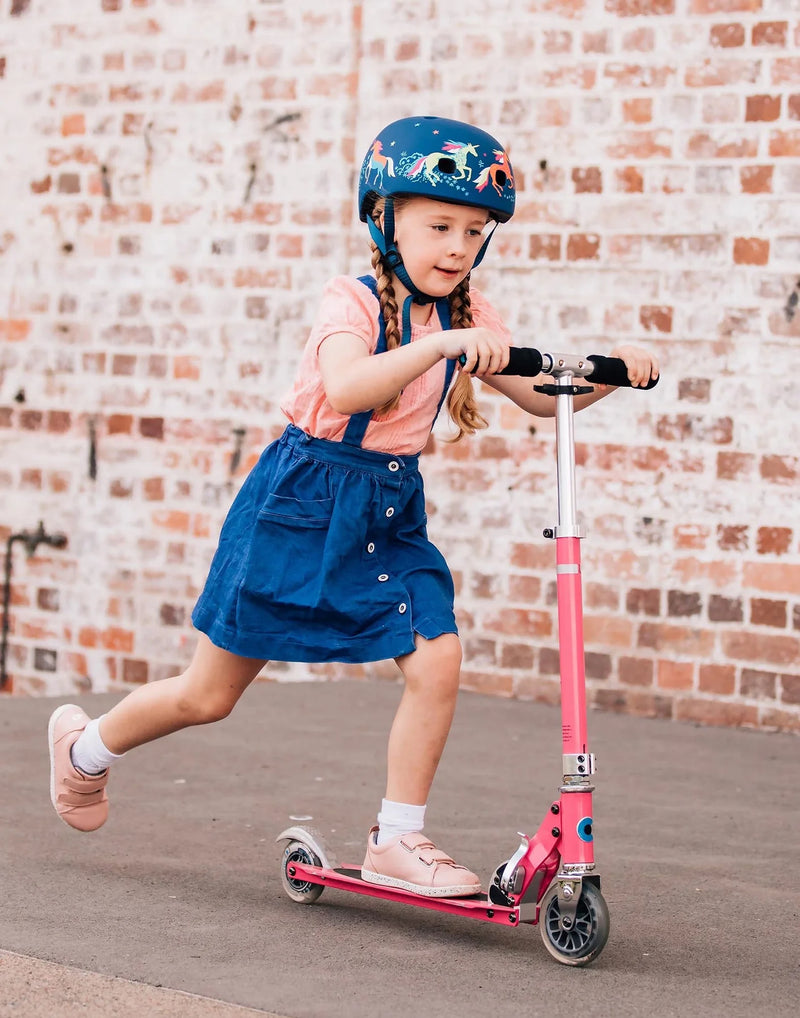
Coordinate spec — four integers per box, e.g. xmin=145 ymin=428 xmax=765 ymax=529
xmin=277 ymin=348 xmax=657 ymax=966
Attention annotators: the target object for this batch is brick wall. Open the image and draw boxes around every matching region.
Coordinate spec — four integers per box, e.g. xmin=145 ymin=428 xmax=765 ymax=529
xmin=1 ymin=0 xmax=798 ymax=732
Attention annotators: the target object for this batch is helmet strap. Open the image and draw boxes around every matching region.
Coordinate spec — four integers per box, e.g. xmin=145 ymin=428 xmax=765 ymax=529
xmin=368 ymin=198 xmax=438 ymax=306
xmin=471 ymin=221 xmax=498 ymax=269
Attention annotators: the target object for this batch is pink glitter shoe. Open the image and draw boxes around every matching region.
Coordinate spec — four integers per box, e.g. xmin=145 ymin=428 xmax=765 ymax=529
xmin=361 ymin=826 xmax=481 ymax=897
xmin=48 ymin=704 xmax=109 ymax=832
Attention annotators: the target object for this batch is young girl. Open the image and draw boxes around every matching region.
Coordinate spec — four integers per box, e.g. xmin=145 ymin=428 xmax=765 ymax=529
xmin=48 ymin=116 xmax=658 ymax=897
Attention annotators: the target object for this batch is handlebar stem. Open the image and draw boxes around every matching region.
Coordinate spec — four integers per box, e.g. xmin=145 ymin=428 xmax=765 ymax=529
xmin=542 ymin=352 xmax=593 ymax=380
xmin=553 ymin=375 xmax=581 ymax=538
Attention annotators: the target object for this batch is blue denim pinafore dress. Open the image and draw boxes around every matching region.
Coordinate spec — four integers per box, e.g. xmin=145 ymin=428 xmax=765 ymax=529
xmin=191 ymin=277 xmax=458 ymax=663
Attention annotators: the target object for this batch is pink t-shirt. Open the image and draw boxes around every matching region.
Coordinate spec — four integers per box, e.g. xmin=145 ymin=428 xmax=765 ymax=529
xmin=281 ymin=276 xmax=511 ymax=456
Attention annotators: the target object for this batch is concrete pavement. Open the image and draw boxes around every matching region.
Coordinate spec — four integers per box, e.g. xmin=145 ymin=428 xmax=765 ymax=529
xmin=1 ymin=680 xmax=798 ymax=1017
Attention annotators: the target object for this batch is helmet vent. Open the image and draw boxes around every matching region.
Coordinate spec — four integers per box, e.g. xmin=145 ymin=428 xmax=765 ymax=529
xmin=437 ymin=157 xmax=456 ymax=175
xmin=494 ymin=170 xmax=507 ymax=187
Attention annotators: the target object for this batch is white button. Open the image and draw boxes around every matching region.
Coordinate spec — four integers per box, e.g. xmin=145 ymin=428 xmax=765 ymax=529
xmin=388 ymin=461 xmax=400 ymax=472
xmin=366 ymin=542 xmax=375 ymax=554
xmin=385 ymin=507 xmax=395 ymax=518
xmin=398 ymin=603 xmax=407 ymax=614
xmin=378 ymin=573 xmax=389 ymax=582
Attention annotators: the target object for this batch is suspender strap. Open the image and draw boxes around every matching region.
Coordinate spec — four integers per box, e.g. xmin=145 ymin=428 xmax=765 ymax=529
xmin=341 ymin=275 xmax=455 ymax=448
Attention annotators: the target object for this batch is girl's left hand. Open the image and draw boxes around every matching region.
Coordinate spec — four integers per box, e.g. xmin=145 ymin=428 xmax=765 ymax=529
xmin=607 ymin=345 xmax=659 ymax=389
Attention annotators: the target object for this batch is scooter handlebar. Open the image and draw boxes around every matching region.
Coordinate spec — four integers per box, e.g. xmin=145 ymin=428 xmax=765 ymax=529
xmin=458 ymin=348 xmax=659 ymax=389
xmin=585 ymin=354 xmax=659 ymax=390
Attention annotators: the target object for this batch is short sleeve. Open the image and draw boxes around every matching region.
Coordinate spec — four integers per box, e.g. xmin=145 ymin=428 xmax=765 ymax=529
xmin=469 ymin=288 xmax=513 ymax=343
xmin=309 ymin=276 xmax=380 ymax=355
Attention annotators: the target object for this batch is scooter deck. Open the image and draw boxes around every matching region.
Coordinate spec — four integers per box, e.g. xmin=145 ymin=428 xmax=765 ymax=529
xmin=289 ymin=862 xmax=534 ymax=926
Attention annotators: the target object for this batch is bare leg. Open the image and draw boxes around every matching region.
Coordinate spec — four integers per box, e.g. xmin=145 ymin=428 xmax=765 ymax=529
xmin=98 ymin=633 xmax=267 ymax=755
xmin=385 ymin=633 xmax=462 ymax=805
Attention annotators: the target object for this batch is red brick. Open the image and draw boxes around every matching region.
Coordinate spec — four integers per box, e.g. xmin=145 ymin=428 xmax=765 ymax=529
xmin=750 ymin=599 xmax=788 ymax=628
xmin=586 ymin=652 xmax=612 ymax=679
xmin=740 ymin=165 xmax=773 ymax=193
xmin=107 ymin=414 xmax=133 ymax=436
xmin=759 ymin=709 xmax=800 ymax=734
xmin=674 ymin=524 xmax=710 ymax=549
xmin=638 ymin=622 xmax=715 ymax=657
xmin=122 ymin=658 xmax=148 ymax=684
xmin=500 ymin=642 xmax=534 ymax=670
xmin=0 ymin=320 xmax=32 ymax=342
xmin=615 ymin=166 xmax=644 ymax=192
xmin=760 ymin=455 xmax=798 ymax=483
xmin=657 ymin=660 xmax=694 ymax=690
xmin=459 ymin=670 xmax=513 ymax=697
xmin=619 ymin=656 xmax=654 ymax=686
xmin=699 ymin=664 xmax=735 ymax=695
xmin=745 ymin=95 xmax=781 ymax=122
xmin=139 ymin=417 xmax=164 ymax=440
xmin=529 ymin=235 xmax=561 ymax=261
xmin=572 ymin=167 xmax=602 ymax=193
xmin=756 ymin=527 xmax=792 ymax=555
xmin=722 ymin=631 xmax=799 ymax=666
xmin=678 ymin=378 xmax=711 ymax=403
xmin=781 ymin=676 xmax=800 ymax=705
xmin=744 ymin=562 xmax=800 ymax=594
xmin=752 ymin=21 xmax=787 ymax=46
xmin=674 ymin=698 xmax=758 ymax=728
xmin=710 ymin=23 xmax=745 ymax=48
xmin=583 ymin=615 xmax=634 ymax=647
xmin=769 ymin=130 xmax=800 ymax=157
xmin=733 ymin=237 xmax=769 ymax=264
xmin=508 ymin=575 xmax=542 ymax=603
xmin=717 ymin=452 xmax=754 ymax=481
xmin=61 ymin=114 xmax=85 ymax=137
xmin=593 ymin=687 xmax=673 ymax=720
xmin=566 ymin=234 xmax=600 ymax=260
xmin=539 ymin=647 xmax=560 ymax=675
xmin=514 ymin=673 xmax=561 ymax=706
xmin=668 ymin=590 xmax=703 ymax=617
xmin=605 ymin=0 xmax=674 ymax=13
xmin=709 ymin=594 xmax=744 ymax=622
xmin=639 ymin=305 xmax=673 ymax=332
xmin=740 ymin=668 xmax=777 ymax=700
xmin=483 ymin=609 xmax=552 ymax=638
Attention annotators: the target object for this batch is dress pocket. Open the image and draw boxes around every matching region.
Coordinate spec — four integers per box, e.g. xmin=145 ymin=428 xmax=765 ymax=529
xmin=257 ymin=493 xmax=334 ymax=528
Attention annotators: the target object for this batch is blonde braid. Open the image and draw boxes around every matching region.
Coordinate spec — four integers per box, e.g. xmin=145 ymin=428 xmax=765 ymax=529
xmin=445 ymin=275 xmax=489 ymax=442
xmin=369 ymin=242 xmax=404 ymax=417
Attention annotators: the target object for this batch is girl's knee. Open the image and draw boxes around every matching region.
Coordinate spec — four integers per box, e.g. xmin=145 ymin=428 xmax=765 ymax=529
xmin=174 ymin=675 xmax=240 ymax=725
xmin=404 ymin=633 xmax=462 ymax=698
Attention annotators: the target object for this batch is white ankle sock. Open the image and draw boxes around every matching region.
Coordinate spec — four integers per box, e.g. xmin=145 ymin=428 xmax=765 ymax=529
xmin=375 ymin=798 xmax=426 ymax=846
xmin=70 ymin=716 xmax=125 ymax=775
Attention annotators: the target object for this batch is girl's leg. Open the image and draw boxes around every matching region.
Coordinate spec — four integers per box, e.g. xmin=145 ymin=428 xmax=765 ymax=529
xmin=362 ymin=632 xmax=481 ymax=896
xmin=385 ymin=632 xmax=462 ymax=804
xmin=99 ymin=633 xmax=267 ymax=754
xmin=49 ymin=634 xmax=266 ymax=831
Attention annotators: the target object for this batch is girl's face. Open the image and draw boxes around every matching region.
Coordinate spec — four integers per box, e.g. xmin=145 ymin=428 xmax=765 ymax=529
xmin=389 ymin=198 xmax=490 ymax=298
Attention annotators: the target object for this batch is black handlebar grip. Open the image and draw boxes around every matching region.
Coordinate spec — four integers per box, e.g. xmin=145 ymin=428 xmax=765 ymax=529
xmin=497 ymin=347 xmax=544 ymax=377
xmin=586 ymin=355 xmax=659 ymax=390
xmin=457 ymin=347 xmax=543 ymax=377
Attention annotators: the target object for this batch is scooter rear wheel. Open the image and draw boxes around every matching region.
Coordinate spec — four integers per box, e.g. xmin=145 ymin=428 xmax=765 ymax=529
xmin=539 ymin=880 xmax=609 ymax=966
xmin=281 ymin=840 xmax=325 ymax=904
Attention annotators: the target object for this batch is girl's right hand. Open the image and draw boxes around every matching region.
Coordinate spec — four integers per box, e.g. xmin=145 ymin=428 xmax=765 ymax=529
xmin=436 ymin=327 xmax=510 ymax=376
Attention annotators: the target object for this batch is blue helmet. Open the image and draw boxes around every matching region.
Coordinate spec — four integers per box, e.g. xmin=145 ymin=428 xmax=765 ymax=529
xmin=358 ymin=116 xmax=515 ymax=306
xmin=358 ymin=115 xmax=516 ymax=225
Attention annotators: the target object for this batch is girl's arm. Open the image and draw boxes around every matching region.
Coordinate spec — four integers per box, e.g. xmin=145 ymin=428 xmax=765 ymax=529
xmin=318 ymin=327 xmax=510 ymax=415
xmin=481 ymin=344 xmax=659 ymax=418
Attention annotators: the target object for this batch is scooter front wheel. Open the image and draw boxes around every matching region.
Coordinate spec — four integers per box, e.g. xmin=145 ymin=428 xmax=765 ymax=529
xmin=280 ymin=840 xmax=325 ymax=904
xmin=539 ymin=880 xmax=610 ymax=966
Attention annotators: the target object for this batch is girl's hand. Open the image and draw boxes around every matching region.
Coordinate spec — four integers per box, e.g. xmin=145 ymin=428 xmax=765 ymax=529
xmin=436 ymin=327 xmax=510 ymax=376
xmin=607 ymin=345 xmax=660 ymax=389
